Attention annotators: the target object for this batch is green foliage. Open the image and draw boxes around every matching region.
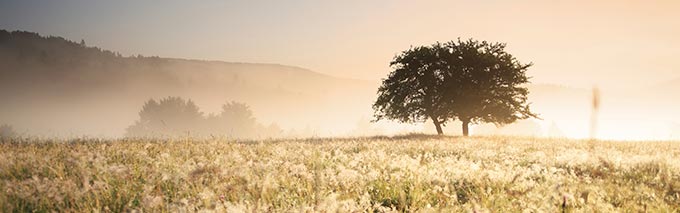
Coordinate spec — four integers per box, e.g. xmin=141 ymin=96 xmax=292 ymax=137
xmin=374 ymin=39 xmax=537 ymax=135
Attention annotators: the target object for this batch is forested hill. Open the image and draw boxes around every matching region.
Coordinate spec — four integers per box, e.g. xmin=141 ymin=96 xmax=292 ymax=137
xmin=0 ymin=30 xmax=377 ymax=137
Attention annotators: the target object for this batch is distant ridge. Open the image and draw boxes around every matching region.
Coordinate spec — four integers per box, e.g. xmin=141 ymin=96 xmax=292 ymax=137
xmin=0 ymin=29 xmax=377 ymax=137
xmin=0 ymin=29 xmax=367 ymax=82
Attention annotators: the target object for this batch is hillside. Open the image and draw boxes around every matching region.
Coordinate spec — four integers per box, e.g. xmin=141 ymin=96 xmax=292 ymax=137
xmin=0 ymin=30 xmax=377 ymax=137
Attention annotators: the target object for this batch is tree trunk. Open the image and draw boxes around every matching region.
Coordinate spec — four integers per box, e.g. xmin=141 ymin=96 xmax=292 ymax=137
xmin=462 ymin=120 xmax=470 ymax=136
xmin=432 ymin=119 xmax=443 ymax=135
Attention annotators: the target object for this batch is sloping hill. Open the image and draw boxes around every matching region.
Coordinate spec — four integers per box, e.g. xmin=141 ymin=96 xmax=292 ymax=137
xmin=0 ymin=30 xmax=377 ymax=137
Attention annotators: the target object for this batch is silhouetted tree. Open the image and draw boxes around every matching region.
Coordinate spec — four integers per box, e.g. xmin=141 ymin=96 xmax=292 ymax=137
xmin=126 ymin=97 xmax=204 ymax=137
xmin=211 ymin=101 xmax=258 ymax=137
xmin=127 ymin=98 xmax=281 ymax=138
xmin=373 ymin=45 xmax=451 ymax=135
xmin=212 ymin=102 xmax=283 ymax=138
xmin=374 ymin=39 xmax=537 ymax=136
xmin=441 ymin=39 xmax=537 ymax=136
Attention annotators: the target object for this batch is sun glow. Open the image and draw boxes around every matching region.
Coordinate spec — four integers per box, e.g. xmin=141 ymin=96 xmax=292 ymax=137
xmin=540 ymin=118 xmax=676 ymax=141
xmin=595 ymin=119 xmax=674 ymax=141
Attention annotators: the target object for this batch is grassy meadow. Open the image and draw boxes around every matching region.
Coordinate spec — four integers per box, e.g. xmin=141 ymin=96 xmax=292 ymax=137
xmin=1 ymin=135 xmax=679 ymax=212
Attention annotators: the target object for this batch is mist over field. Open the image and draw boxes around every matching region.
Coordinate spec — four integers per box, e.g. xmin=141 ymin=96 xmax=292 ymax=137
xmin=0 ymin=30 xmax=377 ymax=138
xmin=1 ymin=30 xmax=680 ymax=140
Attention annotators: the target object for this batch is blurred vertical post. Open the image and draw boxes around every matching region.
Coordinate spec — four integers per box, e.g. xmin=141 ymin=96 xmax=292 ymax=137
xmin=590 ymin=87 xmax=600 ymax=140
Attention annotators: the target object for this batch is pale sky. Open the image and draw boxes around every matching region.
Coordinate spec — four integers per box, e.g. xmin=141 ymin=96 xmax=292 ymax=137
xmin=1 ymin=0 xmax=679 ymax=88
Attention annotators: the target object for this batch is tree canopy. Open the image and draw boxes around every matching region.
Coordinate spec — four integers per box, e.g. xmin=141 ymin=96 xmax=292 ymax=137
xmin=373 ymin=39 xmax=537 ymax=136
xmin=126 ymin=97 xmax=204 ymax=137
xmin=126 ymin=97 xmax=281 ymax=138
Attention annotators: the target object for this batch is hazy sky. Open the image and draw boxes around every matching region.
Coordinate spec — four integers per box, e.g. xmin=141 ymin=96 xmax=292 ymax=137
xmin=1 ymin=0 xmax=679 ymax=88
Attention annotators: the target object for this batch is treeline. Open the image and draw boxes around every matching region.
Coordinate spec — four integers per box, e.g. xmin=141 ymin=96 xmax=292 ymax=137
xmin=0 ymin=30 xmax=124 ymax=64
xmin=126 ymin=97 xmax=282 ymax=138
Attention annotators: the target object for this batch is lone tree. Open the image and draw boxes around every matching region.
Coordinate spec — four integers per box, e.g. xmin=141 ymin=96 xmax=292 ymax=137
xmin=373 ymin=45 xmax=451 ymax=135
xmin=373 ymin=39 xmax=537 ymax=136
